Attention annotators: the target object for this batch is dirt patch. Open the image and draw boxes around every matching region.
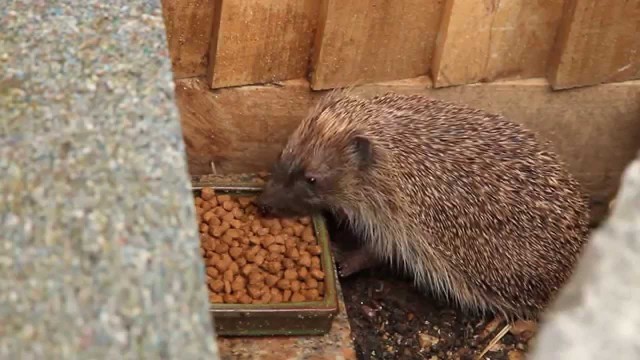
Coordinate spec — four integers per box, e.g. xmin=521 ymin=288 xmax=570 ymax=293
xmin=339 ymin=268 xmax=534 ymax=360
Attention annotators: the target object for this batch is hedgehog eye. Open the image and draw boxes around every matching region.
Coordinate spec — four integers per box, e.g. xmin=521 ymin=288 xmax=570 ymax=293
xmin=306 ymin=176 xmax=316 ymax=185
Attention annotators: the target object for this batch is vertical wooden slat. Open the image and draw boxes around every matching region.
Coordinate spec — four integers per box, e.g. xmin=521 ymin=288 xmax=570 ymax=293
xmin=161 ymin=0 xmax=217 ymax=79
xmin=548 ymin=0 xmax=640 ymax=90
xmin=207 ymin=0 xmax=320 ymax=89
xmin=310 ymin=0 xmax=444 ymax=91
xmin=431 ymin=0 xmax=565 ymax=88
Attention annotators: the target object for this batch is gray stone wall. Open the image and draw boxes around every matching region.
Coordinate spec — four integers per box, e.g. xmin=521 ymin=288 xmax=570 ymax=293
xmin=1 ymin=1 xmax=219 ymax=359
xmin=530 ymin=150 xmax=640 ymax=359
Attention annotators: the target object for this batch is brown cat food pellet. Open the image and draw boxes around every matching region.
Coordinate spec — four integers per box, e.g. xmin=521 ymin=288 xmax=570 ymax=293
xmin=224 ymin=280 xmax=232 ymax=294
xmin=276 ymin=279 xmax=291 ymax=290
xmin=228 ymin=262 xmax=239 ymax=274
xmin=260 ymin=292 xmax=272 ymax=303
xmin=222 ymin=212 xmax=234 ymax=223
xmin=223 ymin=293 xmax=238 ymax=303
xmin=230 ymin=219 xmax=243 ymax=229
xmin=284 ymin=269 xmax=298 ymax=280
xmin=201 ymin=202 xmax=212 ymax=212
xmin=265 ymin=274 xmax=279 ymax=287
xmin=298 ymin=267 xmax=309 ymax=280
xmin=238 ymin=294 xmax=253 ymax=304
xmin=195 ymin=197 xmax=204 ymax=206
xmin=215 ymin=243 xmax=229 ymax=254
xmin=293 ymin=224 xmax=305 ymax=237
xmin=217 ymin=194 xmax=232 ymax=202
xmin=291 ymin=292 xmax=305 ymax=302
xmin=283 ymin=289 xmax=292 ymax=302
xmin=310 ymin=269 xmax=325 ymax=280
xmin=206 ymin=267 xmax=219 ymax=278
xmin=238 ymin=197 xmax=253 ymax=207
xmin=271 ymin=290 xmax=283 ymax=303
xmin=266 ymin=252 xmax=281 ymax=262
xmin=209 ymin=279 xmax=224 ymax=292
xmin=201 ymin=187 xmax=215 ymax=201
xmin=256 ymin=227 xmax=269 ymax=236
xmin=308 ymin=245 xmax=322 ymax=255
xmin=268 ymin=244 xmax=284 ymax=254
xmin=302 ymin=227 xmax=315 ymax=242
xmin=299 ymin=216 xmax=311 ymax=225
xmin=202 ymin=211 xmax=215 ymax=222
xmin=254 ymin=254 xmax=266 ymax=266
xmin=307 ymin=289 xmax=320 ymax=300
xmin=291 ymin=280 xmax=301 ymax=292
xmin=195 ymin=207 xmax=204 ymax=216
xmin=231 ymin=276 xmax=246 ymax=291
xmin=311 ymin=256 xmax=321 ymax=269
xmin=222 ymin=200 xmax=235 ymax=211
xmin=248 ymin=271 xmax=265 ymax=285
xmin=248 ymin=285 xmax=264 ymax=299
xmin=286 ymin=248 xmax=300 ymax=259
xmin=298 ymin=254 xmax=312 ymax=267
xmin=210 ymin=294 xmax=223 ymax=303
xmin=229 ymin=246 xmax=243 ymax=259
xmin=305 ymin=278 xmax=318 ymax=289
xmin=283 ymin=227 xmax=295 ymax=236
xmin=214 ymin=259 xmax=230 ymax=272
xmin=264 ymin=261 xmax=281 ymax=274
xmin=282 ymin=258 xmax=296 ymax=269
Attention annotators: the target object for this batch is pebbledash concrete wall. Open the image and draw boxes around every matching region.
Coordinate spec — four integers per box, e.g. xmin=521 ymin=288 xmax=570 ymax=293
xmin=1 ymin=1 xmax=219 ymax=359
xmin=530 ymin=149 xmax=640 ymax=360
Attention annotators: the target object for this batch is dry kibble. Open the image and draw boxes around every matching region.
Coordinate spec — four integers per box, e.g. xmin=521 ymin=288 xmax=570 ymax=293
xmin=298 ymin=254 xmax=312 ymax=267
xmin=231 ymin=276 xmax=246 ymax=291
xmin=310 ymin=269 xmax=325 ymax=280
xmin=308 ymin=245 xmax=322 ymax=255
xmin=196 ymin=192 xmax=326 ymax=304
xmin=223 ymin=293 xmax=238 ymax=303
xmin=229 ymin=246 xmax=243 ymax=259
xmin=248 ymin=271 xmax=265 ymax=285
xmin=291 ymin=292 xmax=306 ymax=302
xmin=265 ymin=274 xmax=279 ymax=287
xmin=201 ymin=187 xmax=215 ymax=201
xmin=238 ymin=294 xmax=253 ymax=304
xmin=284 ymin=269 xmax=298 ymax=280
xmin=215 ymin=243 xmax=230 ymax=254
xmin=276 ymin=279 xmax=291 ymax=290
xmin=206 ymin=267 xmax=219 ymax=278
xmin=209 ymin=279 xmax=224 ymax=292
xmin=302 ymin=226 xmax=315 ymax=242
xmin=305 ymin=278 xmax=318 ymax=289
xmin=209 ymin=294 xmax=223 ymax=303
xmin=307 ymin=289 xmax=320 ymax=300
xmin=298 ymin=267 xmax=309 ymax=279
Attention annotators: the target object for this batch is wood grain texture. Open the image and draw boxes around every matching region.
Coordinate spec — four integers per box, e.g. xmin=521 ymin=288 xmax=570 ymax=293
xmin=548 ymin=0 xmax=640 ymax=90
xmin=174 ymin=77 xmax=640 ymax=225
xmin=310 ymin=0 xmax=444 ymax=90
xmin=161 ymin=0 xmax=217 ymax=78
xmin=207 ymin=0 xmax=319 ymax=89
xmin=431 ymin=0 xmax=565 ymax=88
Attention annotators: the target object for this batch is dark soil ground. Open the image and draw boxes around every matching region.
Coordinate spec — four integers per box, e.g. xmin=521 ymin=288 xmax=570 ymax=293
xmin=338 ymin=268 xmax=534 ymax=360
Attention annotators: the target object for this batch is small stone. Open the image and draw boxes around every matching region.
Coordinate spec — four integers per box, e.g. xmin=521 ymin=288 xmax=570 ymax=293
xmin=509 ymin=320 xmax=537 ymax=342
xmin=508 ymin=350 xmax=526 ymax=360
xmin=418 ymin=332 xmax=440 ymax=349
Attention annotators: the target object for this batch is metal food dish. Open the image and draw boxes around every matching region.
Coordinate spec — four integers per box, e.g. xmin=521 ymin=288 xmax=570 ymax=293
xmin=192 ymin=175 xmax=339 ymax=336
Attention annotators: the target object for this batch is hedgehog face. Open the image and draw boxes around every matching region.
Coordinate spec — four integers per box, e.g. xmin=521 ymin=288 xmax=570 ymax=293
xmin=255 ymin=134 xmax=373 ymax=219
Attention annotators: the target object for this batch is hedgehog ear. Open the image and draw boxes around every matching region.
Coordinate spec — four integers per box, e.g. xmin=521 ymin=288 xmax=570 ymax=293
xmin=352 ymin=135 xmax=374 ymax=170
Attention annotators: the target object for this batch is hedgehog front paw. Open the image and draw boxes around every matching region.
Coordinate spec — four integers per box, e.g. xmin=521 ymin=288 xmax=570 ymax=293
xmin=334 ymin=247 xmax=377 ymax=278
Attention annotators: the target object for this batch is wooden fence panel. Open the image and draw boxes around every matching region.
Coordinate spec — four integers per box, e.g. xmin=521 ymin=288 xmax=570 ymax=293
xmin=431 ymin=0 xmax=564 ymax=88
xmin=161 ymin=0 xmax=217 ymax=79
xmin=548 ymin=0 xmax=640 ymax=90
xmin=310 ymin=0 xmax=444 ymax=90
xmin=207 ymin=0 xmax=319 ymax=89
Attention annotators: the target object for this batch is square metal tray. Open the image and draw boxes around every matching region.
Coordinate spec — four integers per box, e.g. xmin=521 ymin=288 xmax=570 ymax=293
xmin=192 ymin=174 xmax=339 ymax=336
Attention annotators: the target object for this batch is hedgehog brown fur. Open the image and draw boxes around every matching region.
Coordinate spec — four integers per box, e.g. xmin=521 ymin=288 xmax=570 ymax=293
xmin=255 ymin=90 xmax=590 ymax=319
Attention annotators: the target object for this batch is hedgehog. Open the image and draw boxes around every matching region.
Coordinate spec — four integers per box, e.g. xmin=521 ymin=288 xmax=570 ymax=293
xmin=255 ymin=91 xmax=590 ymax=319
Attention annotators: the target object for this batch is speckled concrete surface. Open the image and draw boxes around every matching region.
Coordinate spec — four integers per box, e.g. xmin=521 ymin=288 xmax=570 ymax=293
xmin=1 ymin=1 xmax=218 ymax=358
